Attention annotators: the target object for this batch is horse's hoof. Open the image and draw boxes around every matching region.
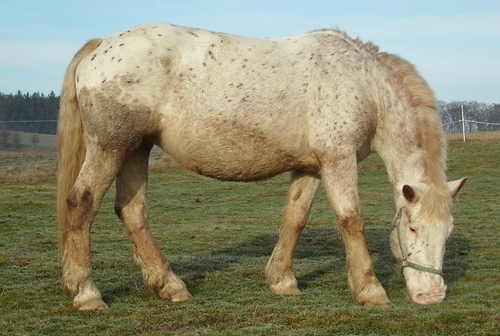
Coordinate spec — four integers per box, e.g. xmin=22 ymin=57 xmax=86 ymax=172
xmin=271 ymin=286 xmax=302 ymax=295
xmin=355 ymin=283 xmax=392 ymax=306
xmin=269 ymin=280 xmax=302 ymax=295
xmin=169 ymin=290 xmax=193 ymax=302
xmin=158 ymin=284 xmax=193 ymax=302
xmin=74 ymin=298 xmax=109 ymax=310
xmin=362 ymin=299 xmax=393 ymax=307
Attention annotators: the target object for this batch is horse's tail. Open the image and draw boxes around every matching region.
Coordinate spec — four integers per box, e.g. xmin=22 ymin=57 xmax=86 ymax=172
xmin=57 ymin=39 xmax=102 ymax=255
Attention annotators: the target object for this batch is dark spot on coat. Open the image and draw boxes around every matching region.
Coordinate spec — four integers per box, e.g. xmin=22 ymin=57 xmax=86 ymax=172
xmin=365 ymin=268 xmax=375 ymax=277
xmin=67 ymin=188 xmax=94 ymax=213
xmin=208 ymin=50 xmax=216 ymax=61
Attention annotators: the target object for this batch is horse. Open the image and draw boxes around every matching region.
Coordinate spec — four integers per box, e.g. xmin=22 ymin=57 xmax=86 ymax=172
xmin=57 ymin=22 xmax=467 ymax=310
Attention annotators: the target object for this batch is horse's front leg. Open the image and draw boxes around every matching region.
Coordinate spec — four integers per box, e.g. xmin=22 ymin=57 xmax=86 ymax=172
xmin=322 ymin=161 xmax=392 ymax=306
xmin=266 ymin=171 xmax=321 ymax=294
xmin=114 ymin=142 xmax=192 ymax=302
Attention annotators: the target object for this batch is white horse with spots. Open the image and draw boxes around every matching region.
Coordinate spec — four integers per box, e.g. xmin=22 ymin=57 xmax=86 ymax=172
xmin=57 ymin=23 xmax=467 ymax=310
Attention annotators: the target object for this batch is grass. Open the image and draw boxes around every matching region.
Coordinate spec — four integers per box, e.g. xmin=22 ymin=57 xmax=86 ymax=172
xmin=0 ymin=138 xmax=499 ymax=335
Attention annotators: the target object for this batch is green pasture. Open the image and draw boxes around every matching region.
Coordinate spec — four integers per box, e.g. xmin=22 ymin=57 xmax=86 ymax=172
xmin=0 ymin=140 xmax=498 ymax=335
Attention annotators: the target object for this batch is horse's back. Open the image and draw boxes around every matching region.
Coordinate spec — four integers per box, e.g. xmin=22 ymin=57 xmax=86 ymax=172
xmin=75 ymin=23 xmax=376 ymax=180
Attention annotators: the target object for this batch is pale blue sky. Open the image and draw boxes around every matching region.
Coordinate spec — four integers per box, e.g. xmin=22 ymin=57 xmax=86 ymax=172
xmin=1 ymin=0 xmax=499 ymax=103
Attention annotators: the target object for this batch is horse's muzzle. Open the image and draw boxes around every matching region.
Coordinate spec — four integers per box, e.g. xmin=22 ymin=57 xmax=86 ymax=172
xmin=411 ymin=291 xmax=446 ymax=305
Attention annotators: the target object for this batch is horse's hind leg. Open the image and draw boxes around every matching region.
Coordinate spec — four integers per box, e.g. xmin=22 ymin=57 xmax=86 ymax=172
xmin=63 ymin=150 xmax=122 ymax=310
xmin=114 ymin=141 xmax=192 ymax=302
xmin=266 ymin=171 xmax=321 ymax=294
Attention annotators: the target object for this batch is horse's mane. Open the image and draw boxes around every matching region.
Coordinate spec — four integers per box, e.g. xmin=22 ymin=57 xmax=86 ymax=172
xmin=312 ymin=29 xmax=451 ymax=219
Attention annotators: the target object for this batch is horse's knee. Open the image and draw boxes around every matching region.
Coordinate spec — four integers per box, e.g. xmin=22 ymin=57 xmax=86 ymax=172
xmin=339 ymin=215 xmax=365 ymax=236
xmin=67 ymin=187 xmax=94 ymax=216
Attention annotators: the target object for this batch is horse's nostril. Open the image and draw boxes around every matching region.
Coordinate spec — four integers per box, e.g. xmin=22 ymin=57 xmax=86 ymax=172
xmin=413 ymin=292 xmax=427 ymax=304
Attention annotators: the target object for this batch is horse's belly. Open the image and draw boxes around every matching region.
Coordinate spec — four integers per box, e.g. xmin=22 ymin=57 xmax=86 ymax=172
xmin=159 ymin=118 xmax=318 ymax=181
xmin=186 ymin=152 xmax=314 ymax=181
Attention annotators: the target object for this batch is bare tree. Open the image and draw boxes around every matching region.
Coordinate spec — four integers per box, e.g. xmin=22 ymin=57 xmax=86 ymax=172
xmin=0 ymin=125 xmax=10 ymax=147
xmin=11 ymin=131 xmax=21 ymax=148
xmin=31 ymin=134 xmax=40 ymax=147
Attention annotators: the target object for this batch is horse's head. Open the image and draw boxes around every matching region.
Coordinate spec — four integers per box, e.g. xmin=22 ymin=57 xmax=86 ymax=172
xmin=390 ymin=178 xmax=467 ymax=305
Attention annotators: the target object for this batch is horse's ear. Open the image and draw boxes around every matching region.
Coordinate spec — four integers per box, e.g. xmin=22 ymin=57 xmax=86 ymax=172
xmin=402 ymin=185 xmax=418 ymax=203
xmin=448 ymin=177 xmax=468 ymax=199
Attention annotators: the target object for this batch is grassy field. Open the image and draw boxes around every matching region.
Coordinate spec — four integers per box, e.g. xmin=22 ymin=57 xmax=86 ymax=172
xmin=0 ymin=138 xmax=498 ymax=335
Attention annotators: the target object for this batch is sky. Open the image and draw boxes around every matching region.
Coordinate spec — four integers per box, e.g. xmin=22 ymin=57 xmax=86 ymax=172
xmin=1 ymin=0 xmax=499 ymax=103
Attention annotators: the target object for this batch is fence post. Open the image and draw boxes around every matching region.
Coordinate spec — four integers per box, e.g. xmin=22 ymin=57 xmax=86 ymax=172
xmin=461 ymin=105 xmax=466 ymax=142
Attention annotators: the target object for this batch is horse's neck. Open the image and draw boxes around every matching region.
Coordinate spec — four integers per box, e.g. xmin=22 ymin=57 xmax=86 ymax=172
xmin=373 ymin=112 xmax=427 ymax=193
xmin=370 ymin=54 xmax=446 ymax=204
xmin=377 ymin=139 xmax=425 ymax=184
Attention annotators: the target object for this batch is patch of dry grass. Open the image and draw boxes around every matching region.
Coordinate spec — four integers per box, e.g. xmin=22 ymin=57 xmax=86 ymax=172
xmin=447 ymin=130 xmax=500 ymax=141
xmin=0 ymin=148 xmax=57 ymax=184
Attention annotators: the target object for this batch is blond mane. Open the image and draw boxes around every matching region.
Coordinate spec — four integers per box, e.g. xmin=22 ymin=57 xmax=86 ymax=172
xmin=376 ymin=50 xmax=450 ymax=221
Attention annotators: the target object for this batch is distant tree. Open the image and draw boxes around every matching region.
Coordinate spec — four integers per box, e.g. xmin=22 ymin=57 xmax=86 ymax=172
xmin=11 ymin=131 xmax=21 ymax=148
xmin=487 ymin=104 xmax=500 ymax=125
xmin=31 ymin=134 xmax=40 ymax=146
xmin=0 ymin=125 xmax=10 ymax=147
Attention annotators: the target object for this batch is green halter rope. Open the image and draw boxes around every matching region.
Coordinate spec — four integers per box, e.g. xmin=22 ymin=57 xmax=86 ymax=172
xmin=391 ymin=208 xmax=444 ymax=276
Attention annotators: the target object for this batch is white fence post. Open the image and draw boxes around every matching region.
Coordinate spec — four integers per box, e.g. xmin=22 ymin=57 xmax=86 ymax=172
xmin=461 ymin=105 xmax=466 ymax=142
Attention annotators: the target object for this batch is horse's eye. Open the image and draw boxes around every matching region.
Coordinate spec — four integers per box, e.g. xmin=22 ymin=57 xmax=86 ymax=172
xmin=409 ymin=227 xmax=417 ymax=235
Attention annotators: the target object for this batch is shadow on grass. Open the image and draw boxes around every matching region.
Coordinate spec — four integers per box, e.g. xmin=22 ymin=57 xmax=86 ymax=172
xmin=176 ymin=228 xmax=473 ymax=291
xmin=102 ymin=228 xmax=470 ymax=303
xmin=443 ymin=232 xmax=472 ymax=287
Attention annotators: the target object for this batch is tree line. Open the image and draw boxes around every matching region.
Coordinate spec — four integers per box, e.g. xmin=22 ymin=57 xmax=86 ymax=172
xmin=0 ymin=91 xmax=59 ymax=135
xmin=1 ymin=90 xmax=499 ymax=138
xmin=439 ymin=101 xmax=500 ymax=133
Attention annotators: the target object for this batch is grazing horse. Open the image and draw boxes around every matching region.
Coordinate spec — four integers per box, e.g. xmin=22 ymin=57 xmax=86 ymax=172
xmin=57 ymin=23 xmax=467 ymax=310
